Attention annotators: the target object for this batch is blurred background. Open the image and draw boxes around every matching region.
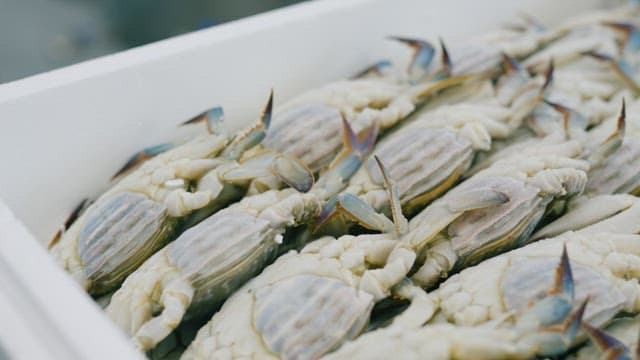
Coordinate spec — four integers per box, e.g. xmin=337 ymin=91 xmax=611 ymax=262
xmin=0 ymin=0 xmax=305 ymax=83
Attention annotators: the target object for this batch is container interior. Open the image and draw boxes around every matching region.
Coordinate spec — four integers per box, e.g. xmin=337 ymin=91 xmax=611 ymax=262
xmin=0 ymin=0 xmax=609 ymax=359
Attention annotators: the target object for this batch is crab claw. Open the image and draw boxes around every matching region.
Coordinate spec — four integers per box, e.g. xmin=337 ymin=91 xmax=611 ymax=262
xmin=182 ymin=106 xmax=226 ymax=135
xmin=582 ymin=322 xmax=631 ymax=359
xmin=542 ymin=59 xmax=555 ymax=91
xmin=315 ymin=116 xmax=378 ymax=196
xmin=602 ymin=21 xmax=640 ymax=53
xmin=501 ymin=53 xmax=524 ymax=74
xmin=222 ymin=90 xmax=273 ymax=160
xmin=388 ymin=36 xmax=436 ymax=80
xmin=584 ymin=51 xmax=640 ymax=95
xmin=352 ymin=60 xmax=393 ymax=79
xmin=543 ymin=99 xmax=586 ymax=139
xmin=588 ymin=98 xmax=626 ymax=166
xmin=315 ymin=156 xmax=406 ymax=236
xmin=333 ymin=193 xmax=395 ymax=233
xmin=518 ymin=245 xmax=574 ymax=330
xmin=429 ymin=38 xmax=452 ymax=80
xmin=111 ymin=143 xmax=175 ymax=180
xmin=374 ymin=156 xmax=408 ymax=235
xmin=520 ymin=298 xmax=588 ymax=357
xmin=553 ymin=245 xmax=574 ymax=299
xmin=49 ymin=198 xmax=92 ymax=249
xmin=222 ymin=151 xmax=314 ymax=193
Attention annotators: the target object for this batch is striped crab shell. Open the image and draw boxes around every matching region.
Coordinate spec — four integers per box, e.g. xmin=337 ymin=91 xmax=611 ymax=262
xmin=403 ymin=150 xmax=588 ymax=288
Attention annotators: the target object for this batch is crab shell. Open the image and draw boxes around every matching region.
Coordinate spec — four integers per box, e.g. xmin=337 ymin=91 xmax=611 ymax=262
xmin=76 ymin=192 xmax=178 ymax=294
xmin=352 ymin=127 xmax=474 ymax=216
xmin=431 ymin=231 xmax=639 ymax=330
xmin=407 ymin=150 xmax=589 ymax=288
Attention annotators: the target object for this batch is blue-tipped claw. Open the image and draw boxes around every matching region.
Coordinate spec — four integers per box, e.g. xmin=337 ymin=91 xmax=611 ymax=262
xmin=334 ymin=193 xmax=395 ymax=233
xmin=352 ymin=60 xmax=393 ymax=79
xmin=519 ymin=245 xmax=575 ymax=330
xmin=314 ymin=155 xmax=405 ymax=235
xmin=315 ymin=116 xmax=378 ymax=198
xmin=584 ymin=51 xmax=640 ymax=95
xmin=595 ymin=99 xmax=626 ymax=162
xmin=111 ymin=143 xmax=175 ymax=180
xmin=315 ymin=196 xmax=339 ymax=231
xmin=542 ymin=59 xmax=555 ymax=91
xmin=543 ymin=99 xmax=586 ymax=139
xmin=603 ymin=22 xmax=640 ymax=53
xmin=389 ymin=36 xmax=436 ymax=79
xmin=429 ymin=38 xmax=452 ymax=81
xmin=564 ymin=297 xmax=588 ymax=341
xmin=182 ymin=106 xmax=225 ymax=135
xmin=501 ymin=53 xmax=523 ymax=74
xmin=582 ymin=322 xmax=631 ymax=359
xmin=553 ymin=244 xmax=574 ymax=299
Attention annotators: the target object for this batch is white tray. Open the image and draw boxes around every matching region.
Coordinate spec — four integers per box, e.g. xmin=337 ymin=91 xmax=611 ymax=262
xmin=0 ymin=0 xmax=606 ymax=358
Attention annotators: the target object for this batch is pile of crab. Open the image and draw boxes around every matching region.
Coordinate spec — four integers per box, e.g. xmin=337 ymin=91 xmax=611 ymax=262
xmin=49 ymin=1 xmax=640 ymax=359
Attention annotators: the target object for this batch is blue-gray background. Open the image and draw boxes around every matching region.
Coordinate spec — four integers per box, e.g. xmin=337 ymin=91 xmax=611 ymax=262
xmin=0 ymin=0 xmax=303 ymax=83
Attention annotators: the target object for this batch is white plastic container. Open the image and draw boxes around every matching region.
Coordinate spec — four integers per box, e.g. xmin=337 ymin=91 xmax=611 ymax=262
xmin=0 ymin=0 xmax=606 ymax=358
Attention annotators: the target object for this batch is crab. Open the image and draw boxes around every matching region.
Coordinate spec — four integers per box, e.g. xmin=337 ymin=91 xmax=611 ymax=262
xmin=243 ymin=36 xmax=505 ymax=194
xmin=584 ymin=98 xmax=640 ymax=195
xmin=105 ymin=121 xmax=379 ymax=352
xmin=468 ymin=92 xmax=628 ymax=184
xmin=404 ymin=150 xmax=588 ymax=288
xmin=49 ymin=93 xmax=314 ymax=296
xmin=428 ymin=228 xmax=640 ymax=334
xmin=315 ymin=55 xmax=553 ymax=234
xmin=177 ymin=157 xmax=414 ymax=359
xmin=323 ymin=248 xmax=588 ymax=360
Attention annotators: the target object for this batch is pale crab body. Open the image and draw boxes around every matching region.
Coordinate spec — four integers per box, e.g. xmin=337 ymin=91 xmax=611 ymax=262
xmin=246 ymin=77 xmax=468 ymax=193
xmin=181 ymin=234 xmax=415 ymax=360
xmin=106 ymin=188 xmax=323 ymax=351
xmin=405 ymin=152 xmax=589 ymax=288
xmin=325 ymin=245 xmax=589 ymax=360
xmin=246 ymin=36 xmax=513 ymax=194
xmin=431 ymin=231 xmax=640 ymax=329
xmin=317 ymin=59 xmax=552 ymax=235
xmin=347 ymin=127 xmax=474 ymax=216
xmin=106 ymin=121 xmax=379 ymax=352
xmin=49 ymin=132 xmax=233 ymax=295
xmin=244 ymin=38 xmax=463 ymax=193
xmin=49 ymin=96 xmax=316 ymax=296
xmin=180 ymin=158 xmax=415 ymax=360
